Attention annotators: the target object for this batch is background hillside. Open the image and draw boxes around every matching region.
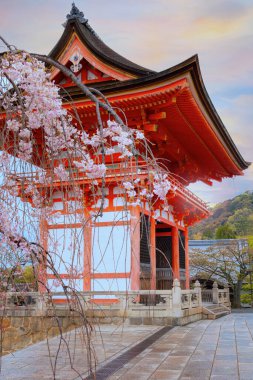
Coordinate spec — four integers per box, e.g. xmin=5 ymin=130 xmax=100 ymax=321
xmin=189 ymin=191 xmax=253 ymax=239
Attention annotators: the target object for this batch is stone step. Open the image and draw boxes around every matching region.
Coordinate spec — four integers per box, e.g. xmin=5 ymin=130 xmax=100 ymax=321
xmin=207 ymin=311 xmax=230 ymax=320
xmin=205 ymin=304 xmax=226 ymax=309
xmin=208 ymin=307 xmax=228 ymax=313
xmin=202 ymin=304 xmax=230 ymax=320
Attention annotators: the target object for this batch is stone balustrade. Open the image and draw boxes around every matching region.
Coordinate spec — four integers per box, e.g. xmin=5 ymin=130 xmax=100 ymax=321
xmin=0 ymin=280 xmax=231 ymax=317
xmin=0 ymin=280 xmax=203 ymax=325
xmin=201 ymin=281 xmax=230 ymax=307
xmin=217 ymin=287 xmax=230 ymax=306
xmin=0 ymin=292 xmax=47 ymax=316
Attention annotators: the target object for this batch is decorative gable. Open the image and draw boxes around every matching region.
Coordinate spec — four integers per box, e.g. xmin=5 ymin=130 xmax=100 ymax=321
xmin=49 ymin=4 xmax=153 ymax=87
xmin=52 ymin=43 xmax=116 ymax=87
xmin=50 ymin=33 xmax=136 ymax=86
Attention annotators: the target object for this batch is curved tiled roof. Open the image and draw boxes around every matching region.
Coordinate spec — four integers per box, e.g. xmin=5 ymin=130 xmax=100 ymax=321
xmin=0 ymin=5 xmax=250 ymax=173
xmin=49 ymin=9 xmax=154 ymax=77
xmin=59 ymin=55 xmax=250 ymax=171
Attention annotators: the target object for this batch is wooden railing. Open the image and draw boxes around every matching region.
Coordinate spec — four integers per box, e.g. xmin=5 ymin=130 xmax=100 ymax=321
xmin=8 ymin=160 xmax=208 ymax=213
xmin=140 ymin=265 xmax=185 ymax=281
xmin=156 ymin=268 xmax=173 ymax=280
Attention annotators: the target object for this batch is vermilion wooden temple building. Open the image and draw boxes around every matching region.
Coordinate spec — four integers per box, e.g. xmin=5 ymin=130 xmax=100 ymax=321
xmin=6 ymin=5 xmax=250 ymax=294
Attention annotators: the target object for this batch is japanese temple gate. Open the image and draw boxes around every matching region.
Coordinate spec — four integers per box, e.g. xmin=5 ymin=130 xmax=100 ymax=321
xmin=3 ymin=4 xmax=249 ymax=296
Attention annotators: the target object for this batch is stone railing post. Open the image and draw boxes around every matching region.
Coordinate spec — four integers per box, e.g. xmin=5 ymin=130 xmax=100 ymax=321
xmin=212 ymin=281 xmax=219 ymax=304
xmin=224 ymin=284 xmax=231 ymax=307
xmin=36 ymin=293 xmax=44 ymax=315
xmin=194 ymin=280 xmax=202 ymax=306
xmin=118 ymin=293 xmax=128 ymax=310
xmin=172 ymin=279 xmax=182 ymax=316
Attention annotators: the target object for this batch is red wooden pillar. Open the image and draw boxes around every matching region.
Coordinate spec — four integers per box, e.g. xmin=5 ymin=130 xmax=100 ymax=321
xmin=130 ymin=207 xmax=140 ymax=290
xmin=38 ymin=218 xmax=48 ymax=292
xmin=171 ymin=225 xmax=180 ymax=280
xmin=83 ymin=210 xmax=91 ymax=291
xmin=184 ymin=228 xmax=190 ymax=289
xmin=150 ymin=217 xmax=156 ymax=290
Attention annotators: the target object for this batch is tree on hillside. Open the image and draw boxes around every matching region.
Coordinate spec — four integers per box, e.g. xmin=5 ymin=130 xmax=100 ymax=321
xmin=202 ymin=228 xmax=214 ymax=240
xmin=189 ymin=191 xmax=253 ymax=239
xmin=228 ymin=208 xmax=253 ymax=236
xmin=190 ymin=240 xmax=250 ymax=307
xmin=215 ymin=223 xmax=236 ymax=239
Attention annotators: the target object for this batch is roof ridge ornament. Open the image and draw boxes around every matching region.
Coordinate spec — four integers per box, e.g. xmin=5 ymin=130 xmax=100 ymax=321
xmin=66 ymin=2 xmax=87 ymax=23
xmin=63 ymin=3 xmax=101 ymax=40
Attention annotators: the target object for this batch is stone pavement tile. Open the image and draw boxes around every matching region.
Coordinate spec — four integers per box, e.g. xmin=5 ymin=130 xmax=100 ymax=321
xmin=179 ymin=373 xmax=210 ymax=380
xmin=210 ymin=376 xmax=239 ymax=380
xmin=124 ymin=361 xmax=160 ymax=373
xmin=104 ymin=348 xmax=167 ymax=379
xmin=169 ymin=349 xmax=195 ymax=356
xmin=218 ymin=342 xmax=236 ymax=347
xmin=115 ymin=372 xmax=151 ymax=380
xmin=239 ymin=362 xmax=253 ymax=372
xmin=197 ymin=345 xmax=217 ymax=350
xmin=236 ymin=347 xmax=253 ymax=354
xmin=192 ymin=349 xmax=216 ymax=356
xmin=238 ymin=354 xmax=253 ymax=363
xmin=239 ymin=372 xmax=253 ymax=380
xmin=215 ymin=349 xmax=237 ymax=356
xmin=158 ymin=355 xmax=189 ymax=371
xmin=150 ymin=344 xmax=175 ymax=352
xmin=215 ymin=355 xmax=238 ymax=362
xmin=143 ymin=351 xmax=168 ymax=361
xmin=190 ymin=356 xmax=214 ymax=365
xmin=211 ymin=366 xmax=238 ymax=377
xmin=180 ymin=377 xmax=210 ymax=380
xmin=149 ymin=369 xmax=181 ymax=379
xmin=213 ymin=359 xmax=238 ymax=367
xmin=183 ymin=359 xmax=213 ymax=370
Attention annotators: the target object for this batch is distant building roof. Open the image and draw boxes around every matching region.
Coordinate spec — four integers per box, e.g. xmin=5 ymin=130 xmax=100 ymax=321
xmin=189 ymin=239 xmax=248 ymax=250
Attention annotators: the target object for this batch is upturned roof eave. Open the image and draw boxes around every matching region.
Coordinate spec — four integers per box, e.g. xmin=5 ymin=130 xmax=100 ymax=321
xmin=0 ymin=45 xmax=250 ymax=173
xmin=59 ymin=54 xmax=250 ymax=172
xmin=48 ymin=18 xmax=154 ymax=77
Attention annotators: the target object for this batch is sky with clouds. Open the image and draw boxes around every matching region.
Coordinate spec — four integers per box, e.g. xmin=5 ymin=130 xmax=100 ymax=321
xmin=0 ymin=0 xmax=252 ymax=205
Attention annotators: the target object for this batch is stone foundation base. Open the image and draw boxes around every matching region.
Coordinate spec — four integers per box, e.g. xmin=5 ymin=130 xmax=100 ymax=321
xmin=1 ymin=314 xmax=84 ymax=355
xmin=1 ymin=307 xmax=203 ymax=355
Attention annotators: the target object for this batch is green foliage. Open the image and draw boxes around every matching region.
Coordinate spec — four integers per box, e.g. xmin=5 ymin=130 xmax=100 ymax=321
xmin=241 ymin=293 xmax=252 ymax=304
xmin=14 ymin=265 xmax=36 ymax=284
xmin=0 ymin=265 xmax=37 ymax=290
xmin=242 ymin=283 xmax=253 ymax=292
xmin=247 ymin=236 xmax=253 ymax=248
xmin=215 ymin=223 xmax=236 ymax=239
xmin=189 ymin=191 xmax=253 ymax=239
xmin=241 ymin=281 xmax=253 ymax=305
xmin=202 ymin=229 xmax=214 ymax=240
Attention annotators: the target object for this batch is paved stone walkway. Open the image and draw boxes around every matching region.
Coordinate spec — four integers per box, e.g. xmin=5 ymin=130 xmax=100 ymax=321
xmin=1 ymin=313 xmax=253 ymax=379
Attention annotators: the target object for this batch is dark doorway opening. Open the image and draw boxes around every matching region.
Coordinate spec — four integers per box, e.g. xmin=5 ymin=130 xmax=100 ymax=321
xmin=140 ymin=214 xmax=151 ymax=289
xmin=156 ymin=222 xmax=173 ymax=289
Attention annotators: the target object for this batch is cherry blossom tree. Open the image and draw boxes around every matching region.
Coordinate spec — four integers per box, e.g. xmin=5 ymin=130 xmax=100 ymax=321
xmin=0 ymin=37 xmax=176 ymax=376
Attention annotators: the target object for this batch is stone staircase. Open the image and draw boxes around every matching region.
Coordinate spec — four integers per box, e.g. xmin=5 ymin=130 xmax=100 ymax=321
xmin=202 ymin=304 xmax=231 ymax=319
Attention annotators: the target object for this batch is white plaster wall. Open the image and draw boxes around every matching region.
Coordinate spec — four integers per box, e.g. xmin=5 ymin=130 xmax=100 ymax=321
xmin=92 ymin=224 xmax=131 ymax=274
xmin=47 ymin=227 xmax=84 ymax=274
